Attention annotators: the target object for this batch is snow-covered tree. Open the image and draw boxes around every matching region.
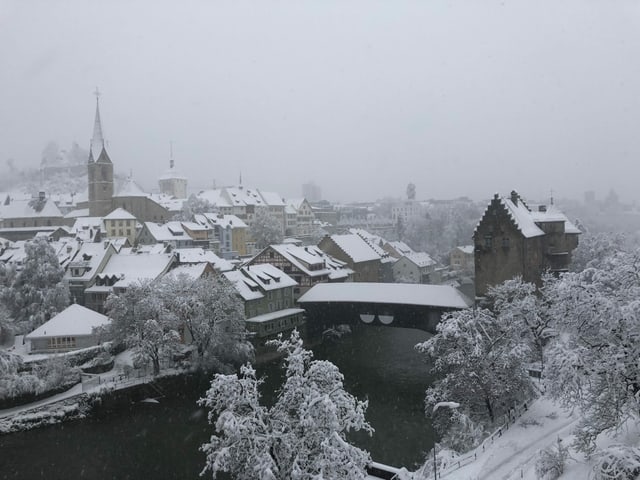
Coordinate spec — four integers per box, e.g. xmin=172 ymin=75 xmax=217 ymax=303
xmin=159 ymin=274 xmax=252 ymax=368
xmin=0 ymin=238 xmax=69 ymax=333
xmin=570 ymin=231 xmax=627 ymax=272
xmin=173 ymin=193 xmax=216 ymax=221
xmin=403 ymin=202 xmax=481 ymax=262
xmin=105 ymin=281 xmax=180 ymax=375
xmin=544 ymin=249 xmax=640 ymax=453
xmin=250 ymin=208 xmax=283 ymax=249
xmin=200 ymin=330 xmax=373 ymax=479
xmin=416 ymin=308 xmax=534 ymax=428
xmin=592 ymin=444 xmax=640 ymax=480
xmin=487 ymin=276 xmax=555 ymax=372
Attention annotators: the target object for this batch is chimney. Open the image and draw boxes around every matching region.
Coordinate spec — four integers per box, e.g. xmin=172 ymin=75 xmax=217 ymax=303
xmin=39 ymin=191 xmax=45 ymax=201
xmin=510 ymin=191 xmax=518 ymax=206
xmin=538 ymin=205 xmax=547 ymax=212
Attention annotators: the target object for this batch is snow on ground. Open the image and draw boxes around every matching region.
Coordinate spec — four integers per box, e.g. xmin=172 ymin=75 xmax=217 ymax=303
xmin=441 ymin=397 xmax=579 ymax=480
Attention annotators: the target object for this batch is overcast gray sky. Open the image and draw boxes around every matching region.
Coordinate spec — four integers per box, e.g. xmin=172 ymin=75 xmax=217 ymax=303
xmin=1 ymin=0 xmax=640 ymax=203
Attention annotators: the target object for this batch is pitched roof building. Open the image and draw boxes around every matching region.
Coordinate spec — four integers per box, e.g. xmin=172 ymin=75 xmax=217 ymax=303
xmin=473 ymin=191 xmax=581 ymax=298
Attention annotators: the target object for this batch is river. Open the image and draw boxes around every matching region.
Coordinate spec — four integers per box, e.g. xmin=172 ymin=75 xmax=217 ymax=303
xmin=0 ymin=326 xmax=434 ymax=479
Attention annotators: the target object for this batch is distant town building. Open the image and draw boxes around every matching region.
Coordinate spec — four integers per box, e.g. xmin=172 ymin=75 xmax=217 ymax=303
xmin=302 ymin=181 xmax=322 ymax=203
xmin=158 ymin=145 xmax=187 ymax=199
xmin=450 ymin=245 xmax=474 ymax=274
xmin=474 ymin=191 xmax=581 ymax=298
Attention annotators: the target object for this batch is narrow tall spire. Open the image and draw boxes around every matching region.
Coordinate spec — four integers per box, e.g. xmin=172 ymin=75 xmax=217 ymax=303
xmin=169 ymin=141 xmax=174 ymax=170
xmin=90 ymin=87 xmax=105 ymax=160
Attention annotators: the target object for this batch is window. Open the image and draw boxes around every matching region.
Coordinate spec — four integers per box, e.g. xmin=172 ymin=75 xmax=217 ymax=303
xmin=502 ymin=237 xmax=510 ymax=248
xmin=484 ymin=235 xmax=493 ymax=249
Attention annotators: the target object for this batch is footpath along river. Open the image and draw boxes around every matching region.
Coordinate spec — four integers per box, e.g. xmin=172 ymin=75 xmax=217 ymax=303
xmin=0 ymin=326 xmax=435 ymax=479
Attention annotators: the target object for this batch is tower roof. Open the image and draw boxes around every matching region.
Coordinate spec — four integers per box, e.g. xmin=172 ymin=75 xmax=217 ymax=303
xmin=89 ymin=88 xmax=109 ymax=163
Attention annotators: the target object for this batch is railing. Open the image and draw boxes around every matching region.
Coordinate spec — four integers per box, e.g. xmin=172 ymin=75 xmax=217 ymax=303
xmin=439 ymin=400 xmax=531 ymax=478
xmin=81 ymin=359 xmax=177 ymax=393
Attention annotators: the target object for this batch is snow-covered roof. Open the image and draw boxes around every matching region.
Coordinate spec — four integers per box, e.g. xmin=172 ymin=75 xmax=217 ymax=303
xmin=65 ymin=208 xmax=91 ymax=219
xmin=286 ymin=198 xmax=307 ymax=210
xmin=103 ymin=208 xmax=137 ymax=221
xmin=387 ymin=240 xmax=415 ymax=257
xmin=501 ymin=197 xmax=545 ymax=238
xmin=262 ymin=244 xmax=352 ymax=280
xmin=114 ymin=177 xmax=148 ymax=197
xmin=455 ymin=245 xmax=475 ymax=255
xmin=164 ymin=263 xmax=210 ymax=281
xmin=195 ymin=213 xmax=247 ymax=229
xmin=400 ymin=252 xmax=436 ymax=268
xmin=0 ymin=198 xmax=63 ymax=220
xmin=298 ymin=283 xmax=472 ymax=309
xmin=158 ymin=165 xmax=187 ymax=181
xmin=66 ymin=242 xmax=114 ymax=281
xmin=26 ymin=304 xmax=110 ymax=339
xmin=148 ymin=193 xmax=186 ymax=211
xmin=241 ymin=264 xmax=297 ymax=291
xmin=246 ymin=308 xmax=305 ymax=324
xmin=96 ymin=252 xmax=175 ymax=287
xmin=480 ymin=194 xmax=582 ymax=239
xmin=223 ymin=270 xmax=263 ymax=301
xmin=258 ymin=191 xmax=285 ymax=207
xmin=173 ymin=247 xmax=233 ymax=271
xmin=196 ymin=186 xmax=285 ymax=209
xmin=530 ymin=205 xmax=582 ymax=234
xmin=142 ymin=221 xmax=189 ymax=242
xmin=328 ymin=234 xmax=382 ymax=263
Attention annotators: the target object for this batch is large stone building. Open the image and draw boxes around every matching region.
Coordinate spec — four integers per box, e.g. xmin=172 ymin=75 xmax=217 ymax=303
xmin=473 ymin=191 xmax=581 ymax=298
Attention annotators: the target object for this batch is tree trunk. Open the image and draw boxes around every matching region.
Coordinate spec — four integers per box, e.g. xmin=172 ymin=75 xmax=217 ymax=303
xmin=485 ymin=397 xmax=495 ymax=424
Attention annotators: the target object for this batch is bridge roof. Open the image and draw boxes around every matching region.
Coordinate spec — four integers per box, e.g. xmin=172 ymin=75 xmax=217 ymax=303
xmin=297 ymin=283 xmax=472 ymax=309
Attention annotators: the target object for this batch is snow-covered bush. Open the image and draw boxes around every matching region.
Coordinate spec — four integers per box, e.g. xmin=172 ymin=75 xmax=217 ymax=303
xmin=199 ymin=329 xmax=373 ymax=480
xmin=440 ymin=409 xmax=485 ymax=452
xmin=535 ymin=439 xmax=569 ymax=480
xmin=35 ymin=356 xmax=80 ymax=392
xmin=592 ymin=444 xmax=640 ymax=480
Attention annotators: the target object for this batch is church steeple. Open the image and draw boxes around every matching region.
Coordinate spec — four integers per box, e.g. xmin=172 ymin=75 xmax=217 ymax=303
xmin=87 ymin=88 xmax=114 ymax=217
xmin=90 ymin=87 xmax=105 ymax=162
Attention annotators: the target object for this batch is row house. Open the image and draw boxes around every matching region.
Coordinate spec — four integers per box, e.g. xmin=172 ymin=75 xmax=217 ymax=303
xmin=246 ymin=243 xmax=353 ymax=299
xmin=193 ymin=213 xmax=248 ymax=258
xmin=285 ymin=198 xmax=315 ymax=238
xmin=197 ymin=186 xmax=286 ymax=236
xmin=65 ymin=241 xmax=118 ymax=307
xmin=137 ymin=221 xmax=201 ymax=249
xmin=223 ymin=264 xmax=304 ymax=347
xmin=84 ymin=250 xmax=176 ymax=312
xmin=103 ymin=208 xmax=139 ymax=245
xmin=450 ymin=245 xmax=474 ymax=275
xmin=474 ymin=191 xmax=581 ymax=297
xmin=392 ymin=252 xmax=439 ymax=284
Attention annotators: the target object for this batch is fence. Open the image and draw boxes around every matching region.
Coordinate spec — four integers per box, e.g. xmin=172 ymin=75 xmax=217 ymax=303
xmin=81 ymin=358 xmax=177 ymax=393
xmin=439 ymin=400 xmax=531 ymax=478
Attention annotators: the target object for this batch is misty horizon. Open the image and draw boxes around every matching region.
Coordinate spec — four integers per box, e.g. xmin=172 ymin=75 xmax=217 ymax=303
xmin=2 ymin=1 xmax=640 ymax=203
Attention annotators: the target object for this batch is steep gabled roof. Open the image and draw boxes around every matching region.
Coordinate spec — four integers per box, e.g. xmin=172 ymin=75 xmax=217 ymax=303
xmin=328 ymin=233 xmax=382 ymax=263
xmin=114 ymin=177 xmax=147 ymax=197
